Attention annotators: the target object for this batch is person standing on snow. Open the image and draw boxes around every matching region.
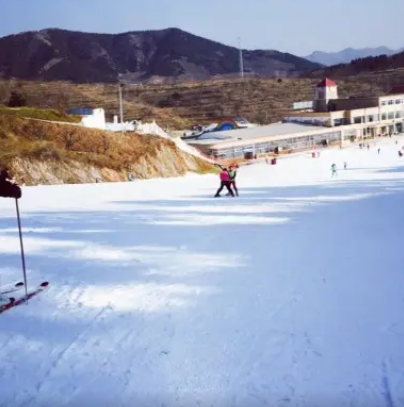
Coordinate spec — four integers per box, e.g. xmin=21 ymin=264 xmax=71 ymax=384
xmin=214 ymin=166 xmax=234 ymax=197
xmin=344 ymin=161 xmax=347 ymax=170
xmin=331 ymin=163 xmax=337 ymax=177
xmin=226 ymin=164 xmax=239 ymax=197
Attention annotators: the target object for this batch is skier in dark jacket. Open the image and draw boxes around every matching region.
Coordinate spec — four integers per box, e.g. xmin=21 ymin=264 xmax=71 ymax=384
xmin=0 ymin=167 xmax=22 ymax=199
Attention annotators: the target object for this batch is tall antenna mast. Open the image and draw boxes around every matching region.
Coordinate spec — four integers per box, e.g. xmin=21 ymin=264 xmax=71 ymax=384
xmin=238 ymin=37 xmax=244 ymax=79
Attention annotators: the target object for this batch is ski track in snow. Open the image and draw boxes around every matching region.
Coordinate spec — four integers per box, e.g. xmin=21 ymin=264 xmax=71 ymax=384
xmin=1 ymin=139 xmax=404 ymax=406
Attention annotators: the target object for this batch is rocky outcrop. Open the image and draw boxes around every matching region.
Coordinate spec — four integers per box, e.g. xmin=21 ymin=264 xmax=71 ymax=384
xmin=0 ymin=113 xmax=216 ymax=185
xmin=10 ymin=143 xmax=214 ymax=185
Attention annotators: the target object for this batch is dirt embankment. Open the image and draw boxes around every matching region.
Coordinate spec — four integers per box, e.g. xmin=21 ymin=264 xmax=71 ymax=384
xmin=0 ymin=113 xmax=215 ymax=185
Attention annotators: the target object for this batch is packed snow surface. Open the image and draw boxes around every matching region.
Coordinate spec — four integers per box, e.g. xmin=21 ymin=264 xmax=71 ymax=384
xmin=1 ymin=140 xmax=404 ymax=406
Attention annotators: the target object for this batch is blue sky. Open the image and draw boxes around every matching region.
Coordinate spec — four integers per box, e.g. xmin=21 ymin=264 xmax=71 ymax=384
xmin=0 ymin=0 xmax=402 ymax=55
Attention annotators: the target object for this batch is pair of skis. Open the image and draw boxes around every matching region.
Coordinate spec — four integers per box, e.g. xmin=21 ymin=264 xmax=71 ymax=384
xmin=0 ymin=281 xmax=49 ymax=315
xmin=0 ymin=197 xmax=50 ymax=316
xmin=0 ymin=280 xmax=25 ymax=296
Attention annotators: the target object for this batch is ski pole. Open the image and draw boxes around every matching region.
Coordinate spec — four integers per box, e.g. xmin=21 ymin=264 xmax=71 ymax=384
xmin=15 ymin=199 xmax=28 ymax=296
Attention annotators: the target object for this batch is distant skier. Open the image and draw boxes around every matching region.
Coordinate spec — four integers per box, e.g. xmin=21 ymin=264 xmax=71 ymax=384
xmin=331 ymin=163 xmax=337 ymax=177
xmin=214 ymin=166 xmax=234 ymax=197
xmin=344 ymin=161 xmax=347 ymax=170
xmin=226 ymin=164 xmax=239 ymax=197
xmin=378 ymin=148 xmax=380 ymax=155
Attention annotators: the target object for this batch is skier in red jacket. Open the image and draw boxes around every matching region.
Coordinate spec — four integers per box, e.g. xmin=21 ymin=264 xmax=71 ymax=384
xmin=214 ymin=166 xmax=234 ymax=197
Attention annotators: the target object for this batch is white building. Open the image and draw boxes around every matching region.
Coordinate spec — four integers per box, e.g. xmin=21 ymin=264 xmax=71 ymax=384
xmin=66 ymin=107 xmax=107 ymax=129
xmin=187 ymin=79 xmax=404 ymax=160
xmin=66 ymin=107 xmax=137 ymax=132
xmin=80 ymin=108 xmax=106 ymax=129
xmin=284 ymin=79 xmax=404 ymax=137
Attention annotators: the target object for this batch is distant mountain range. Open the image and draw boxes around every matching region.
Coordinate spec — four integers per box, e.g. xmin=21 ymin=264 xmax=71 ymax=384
xmin=0 ymin=28 xmax=321 ymax=84
xmin=304 ymin=47 xmax=404 ymax=66
xmin=309 ymin=49 xmax=404 ymax=78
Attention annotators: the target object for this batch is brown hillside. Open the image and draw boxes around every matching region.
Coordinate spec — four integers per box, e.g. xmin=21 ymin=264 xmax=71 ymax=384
xmin=0 ymin=113 xmax=214 ymax=185
xmin=2 ymin=70 xmax=404 ymax=130
xmin=0 ymin=80 xmax=191 ymax=129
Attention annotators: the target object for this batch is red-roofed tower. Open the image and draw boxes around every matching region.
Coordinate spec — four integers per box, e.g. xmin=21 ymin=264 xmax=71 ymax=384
xmin=314 ymin=78 xmax=338 ymax=112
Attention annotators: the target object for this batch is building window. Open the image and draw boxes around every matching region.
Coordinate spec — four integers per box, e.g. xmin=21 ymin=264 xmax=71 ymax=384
xmin=381 ymin=101 xmax=387 ymax=106
xmin=354 ymin=117 xmax=362 ymax=124
xmin=396 ymin=99 xmax=401 ymax=104
xmin=368 ymin=115 xmax=374 ymax=122
xmin=381 ymin=113 xmax=387 ymax=120
xmin=395 ymin=111 xmax=402 ymax=118
xmin=334 ymin=118 xmax=346 ymax=126
xmin=388 ymin=112 xmax=394 ymax=119
xmin=388 ymin=100 xmax=394 ymax=105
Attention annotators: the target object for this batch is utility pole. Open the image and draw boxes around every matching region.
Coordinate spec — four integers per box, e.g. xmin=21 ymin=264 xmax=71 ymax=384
xmin=118 ymin=80 xmax=124 ymax=132
xmin=238 ymin=37 xmax=244 ymax=80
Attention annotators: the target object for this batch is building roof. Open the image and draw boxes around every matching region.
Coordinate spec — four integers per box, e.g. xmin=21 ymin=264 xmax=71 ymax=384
xmin=66 ymin=107 xmax=95 ymax=116
xmin=285 ymin=111 xmax=331 ymax=117
xmin=388 ymin=85 xmax=404 ymax=95
xmin=189 ymin=122 xmax=330 ymax=146
xmin=328 ymin=97 xmax=378 ymax=110
xmin=316 ymin=78 xmax=337 ymax=88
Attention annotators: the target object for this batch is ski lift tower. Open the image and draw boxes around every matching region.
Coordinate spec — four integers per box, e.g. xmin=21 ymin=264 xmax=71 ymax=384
xmin=238 ymin=37 xmax=244 ymax=80
xmin=117 ymin=74 xmax=125 ymax=133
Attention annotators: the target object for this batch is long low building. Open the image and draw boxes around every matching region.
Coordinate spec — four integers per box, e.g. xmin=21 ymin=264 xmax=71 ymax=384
xmin=188 ymin=122 xmax=346 ymax=159
xmin=187 ymin=78 xmax=404 ymax=159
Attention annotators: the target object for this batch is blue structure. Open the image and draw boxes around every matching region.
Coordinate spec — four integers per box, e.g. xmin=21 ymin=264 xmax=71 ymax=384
xmin=215 ymin=119 xmax=240 ymax=132
xmin=66 ymin=107 xmax=94 ymax=116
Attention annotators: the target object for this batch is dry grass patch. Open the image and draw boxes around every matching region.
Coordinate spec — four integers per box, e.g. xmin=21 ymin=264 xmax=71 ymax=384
xmin=0 ymin=114 xmax=169 ymax=170
xmin=0 ymin=105 xmax=81 ymax=123
xmin=0 ymin=113 xmax=215 ymax=184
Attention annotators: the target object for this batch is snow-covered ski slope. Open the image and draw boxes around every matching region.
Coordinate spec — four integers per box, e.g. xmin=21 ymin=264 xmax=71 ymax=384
xmin=1 ymin=139 xmax=404 ymax=407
